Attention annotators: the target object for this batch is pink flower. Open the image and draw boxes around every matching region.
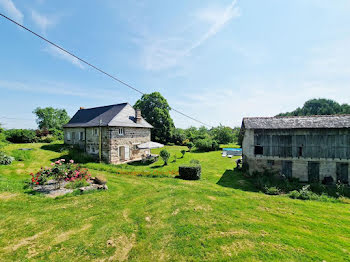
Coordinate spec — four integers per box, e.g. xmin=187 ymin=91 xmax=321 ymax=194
xmin=55 ymin=161 xmax=60 ymax=164
xmin=51 ymin=163 xmax=54 ymax=166
xmin=69 ymin=160 xmax=74 ymax=164
xmin=60 ymin=159 xmax=65 ymax=162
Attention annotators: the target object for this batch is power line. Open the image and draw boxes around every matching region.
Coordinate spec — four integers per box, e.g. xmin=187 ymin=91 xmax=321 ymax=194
xmin=0 ymin=13 xmax=213 ymax=128
xmin=0 ymin=116 xmax=34 ymax=121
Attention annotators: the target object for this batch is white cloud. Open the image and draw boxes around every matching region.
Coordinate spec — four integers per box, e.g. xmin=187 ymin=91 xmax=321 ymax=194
xmin=139 ymin=0 xmax=240 ymax=71
xmin=44 ymin=45 xmax=85 ymax=69
xmin=0 ymin=0 xmax=24 ymax=24
xmin=188 ymin=0 xmax=240 ymax=53
xmin=30 ymin=9 xmax=56 ymax=34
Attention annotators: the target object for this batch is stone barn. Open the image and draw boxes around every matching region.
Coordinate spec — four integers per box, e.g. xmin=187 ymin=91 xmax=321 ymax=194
xmin=63 ymin=103 xmax=153 ymax=164
xmin=241 ymin=115 xmax=350 ymax=183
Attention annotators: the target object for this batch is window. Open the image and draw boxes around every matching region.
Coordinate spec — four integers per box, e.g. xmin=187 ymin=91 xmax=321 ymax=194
xmin=79 ymin=132 xmax=84 ymax=141
xmin=298 ymin=146 xmax=303 ymax=157
xmin=254 ymin=146 xmax=263 ymax=155
xmin=72 ymin=132 xmax=76 ymax=140
xmin=67 ymin=132 xmax=71 ymax=141
xmin=93 ymin=128 xmax=98 ymax=136
xmin=118 ymin=128 xmax=124 ymax=136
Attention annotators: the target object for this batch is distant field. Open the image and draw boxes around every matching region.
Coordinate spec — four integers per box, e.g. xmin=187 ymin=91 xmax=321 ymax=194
xmin=0 ymin=142 xmax=349 ymax=261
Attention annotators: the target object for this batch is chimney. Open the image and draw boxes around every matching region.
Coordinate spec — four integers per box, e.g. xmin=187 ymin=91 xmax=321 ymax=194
xmin=80 ymin=107 xmax=85 ymax=110
xmin=136 ymin=109 xmax=142 ymax=124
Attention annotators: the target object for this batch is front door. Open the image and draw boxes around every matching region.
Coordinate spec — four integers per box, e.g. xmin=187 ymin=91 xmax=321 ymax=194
xmin=124 ymin=146 xmax=130 ymax=160
xmin=119 ymin=146 xmax=125 ymax=161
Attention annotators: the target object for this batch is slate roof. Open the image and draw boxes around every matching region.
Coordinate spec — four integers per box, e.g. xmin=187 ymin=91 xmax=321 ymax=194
xmin=64 ymin=103 xmax=153 ymax=128
xmin=242 ymin=115 xmax=350 ymax=130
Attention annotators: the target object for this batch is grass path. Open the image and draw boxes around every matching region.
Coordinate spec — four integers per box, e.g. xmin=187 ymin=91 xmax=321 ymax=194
xmin=0 ymin=143 xmax=349 ymax=261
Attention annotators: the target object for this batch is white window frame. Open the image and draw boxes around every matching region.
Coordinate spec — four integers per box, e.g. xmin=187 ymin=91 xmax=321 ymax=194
xmin=67 ymin=132 xmax=71 ymax=141
xmin=118 ymin=128 xmax=124 ymax=136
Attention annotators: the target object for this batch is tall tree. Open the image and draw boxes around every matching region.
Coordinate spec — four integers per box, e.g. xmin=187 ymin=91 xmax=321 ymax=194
xmin=134 ymin=92 xmax=174 ymax=143
xmin=278 ymin=98 xmax=348 ymax=116
xmin=210 ymin=125 xmax=235 ymax=144
xmin=33 ymin=107 xmax=70 ymax=130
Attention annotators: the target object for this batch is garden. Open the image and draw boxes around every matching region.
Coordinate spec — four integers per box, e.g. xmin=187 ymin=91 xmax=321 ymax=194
xmin=1 ymin=142 xmax=350 ymax=261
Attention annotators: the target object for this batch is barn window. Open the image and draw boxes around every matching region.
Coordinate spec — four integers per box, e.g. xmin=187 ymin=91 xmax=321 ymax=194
xmin=67 ymin=132 xmax=71 ymax=141
xmin=254 ymin=146 xmax=263 ymax=155
xmin=93 ymin=128 xmax=98 ymax=136
xmin=298 ymin=146 xmax=303 ymax=157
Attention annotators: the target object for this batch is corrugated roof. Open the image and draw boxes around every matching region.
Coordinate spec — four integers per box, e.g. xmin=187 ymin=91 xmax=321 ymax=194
xmin=242 ymin=115 xmax=350 ymax=130
xmin=64 ymin=103 xmax=153 ymax=128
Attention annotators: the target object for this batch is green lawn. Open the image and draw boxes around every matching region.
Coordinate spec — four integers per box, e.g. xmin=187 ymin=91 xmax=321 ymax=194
xmin=0 ymin=143 xmax=350 ymax=261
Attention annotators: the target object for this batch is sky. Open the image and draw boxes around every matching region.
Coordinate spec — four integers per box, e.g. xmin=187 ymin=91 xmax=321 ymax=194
xmin=1 ymin=0 xmax=350 ymax=129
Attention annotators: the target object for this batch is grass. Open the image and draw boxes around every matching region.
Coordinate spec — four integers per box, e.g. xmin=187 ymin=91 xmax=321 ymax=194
xmin=0 ymin=142 xmax=350 ymax=261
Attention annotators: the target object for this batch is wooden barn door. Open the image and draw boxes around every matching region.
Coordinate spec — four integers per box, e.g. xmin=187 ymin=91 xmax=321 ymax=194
xmin=282 ymin=161 xmax=293 ymax=179
xmin=308 ymin=162 xmax=320 ymax=183
xmin=336 ymin=163 xmax=349 ymax=184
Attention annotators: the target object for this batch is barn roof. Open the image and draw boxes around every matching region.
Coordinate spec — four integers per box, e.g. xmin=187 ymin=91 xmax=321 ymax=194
xmin=242 ymin=115 xmax=350 ymax=130
xmin=64 ymin=103 xmax=153 ymax=128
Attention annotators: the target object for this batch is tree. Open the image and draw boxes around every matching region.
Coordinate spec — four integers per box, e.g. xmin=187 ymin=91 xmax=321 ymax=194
xmin=210 ymin=125 xmax=235 ymax=144
xmin=160 ymin=149 xmax=170 ymax=165
xmin=277 ymin=98 xmax=347 ymax=117
xmin=33 ymin=107 xmax=70 ymax=130
xmin=134 ymin=92 xmax=174 ymax=143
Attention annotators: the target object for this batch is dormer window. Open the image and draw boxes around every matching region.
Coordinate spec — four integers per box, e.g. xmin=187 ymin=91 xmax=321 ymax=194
xmin=118 ymin=128 xmax=124 ymax=136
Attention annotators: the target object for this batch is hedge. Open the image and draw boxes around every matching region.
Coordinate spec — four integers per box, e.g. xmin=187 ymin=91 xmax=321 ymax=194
xmin=179 ymin=165 xmax=201 ymax=180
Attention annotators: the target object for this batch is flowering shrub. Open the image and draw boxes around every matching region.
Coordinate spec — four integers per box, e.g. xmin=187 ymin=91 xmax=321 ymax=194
xmin=29 ymin=159 xmax=91 ymax=187
xmin=116 ymin=170 xmax=179 ymax=178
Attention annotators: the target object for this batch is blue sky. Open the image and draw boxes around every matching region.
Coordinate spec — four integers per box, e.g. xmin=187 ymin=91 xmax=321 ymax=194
xmin=1 ymin=0 xmax=350 ymax=129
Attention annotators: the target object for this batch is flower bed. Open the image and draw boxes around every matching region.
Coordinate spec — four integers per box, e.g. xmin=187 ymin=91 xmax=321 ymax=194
xmin=29 ymin=159 xmax=107 ymax=197
xmin=116 ymin=170 xmax=179 ymax=178
xmin=30 ymin=159 xmax=90 ymax=186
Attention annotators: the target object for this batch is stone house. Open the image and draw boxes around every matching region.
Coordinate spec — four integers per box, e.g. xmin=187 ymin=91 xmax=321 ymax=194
xmin=63 ymin=103 xmax=153 ymax=164
xmin=241 ymin=115 xmax=350 ymax=183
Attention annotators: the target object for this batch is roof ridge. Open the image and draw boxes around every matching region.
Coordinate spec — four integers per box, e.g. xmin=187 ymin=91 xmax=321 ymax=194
xmin=79 ymin=102 xmax=128 ymax=111
xmin=244 ymin=114 xmax=350 ymax=120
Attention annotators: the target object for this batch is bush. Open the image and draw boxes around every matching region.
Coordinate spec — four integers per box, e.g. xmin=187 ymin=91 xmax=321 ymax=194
xmin=264 ymin=186 xmax=281 ymax=195
xmin=186 ymin=142 xmax=194 ymax=152
xmin=30 ymin=159 xmax=91 ymax=186
xmin=195 ymin=138 xmax=220 ymax=152
xmin=0 ymin=152 xmax=14 ymax=165
xmin=5 ymin=129 xmax=37 ymax=143
xmin=179 ymin=165 xmax=201 ymax=180
xmin=160 ymin=149 xmax=170 ymax=165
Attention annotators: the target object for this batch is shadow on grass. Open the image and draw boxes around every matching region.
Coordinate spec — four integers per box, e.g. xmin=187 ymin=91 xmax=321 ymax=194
xmin=216 ymin=169 xmax=258 ymax=192
xmin=127 ymin=161 xmax=152 ymax=167
xmin=151 ymin=165 xmax=165 ymax=169
xmin=41 ymin=143 xmax=66 ymax=152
